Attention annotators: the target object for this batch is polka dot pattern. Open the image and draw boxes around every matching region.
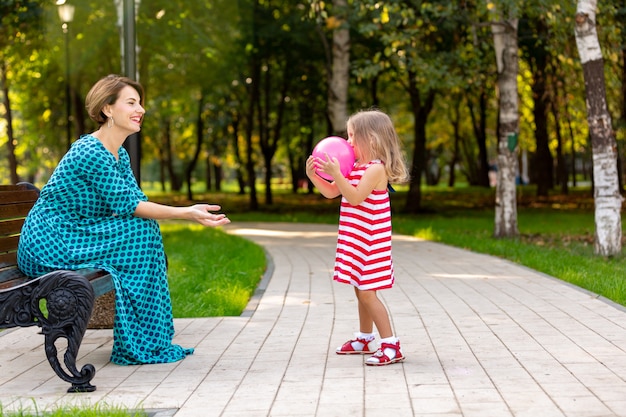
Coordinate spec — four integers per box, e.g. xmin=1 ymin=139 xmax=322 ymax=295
xmin=17 ymin=135 xmax=193 ymax=365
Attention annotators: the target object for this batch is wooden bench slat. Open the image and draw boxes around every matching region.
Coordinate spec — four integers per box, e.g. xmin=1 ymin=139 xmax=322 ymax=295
xmin=0 ymin=252 xmax=18 ymax=268
xmin=0 ymin=189 xmax=39 ymax=205
xmin=75 ymin=268 xmax=116 ymax=296
xmin=0 ymin=265 xmax=31 ymax=290
xmin=0 ymin=276 xmax=30 ymax=290
xmin=0 ymin=185 xmax=25 ymax=191
xmin=0 ymin=218 xmax=25 ymax=237
xmin=0 ymin=202 xmax=37 ymax=219
xmin=0 ymin=235 xmax=20 ymax=253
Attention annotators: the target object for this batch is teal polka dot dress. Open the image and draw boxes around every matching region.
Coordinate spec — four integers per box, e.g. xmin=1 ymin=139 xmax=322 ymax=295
xmin=18 ymin=134 xmax=193 ymax=365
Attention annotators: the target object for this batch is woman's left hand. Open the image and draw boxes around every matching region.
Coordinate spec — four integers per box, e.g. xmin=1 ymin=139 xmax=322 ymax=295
xmin=189 ymin=204 xmax=231 ymax=227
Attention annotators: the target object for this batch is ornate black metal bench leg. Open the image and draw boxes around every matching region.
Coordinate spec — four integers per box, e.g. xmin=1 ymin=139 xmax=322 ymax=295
xmin=31 ymin=270 xmax=97 ymax=393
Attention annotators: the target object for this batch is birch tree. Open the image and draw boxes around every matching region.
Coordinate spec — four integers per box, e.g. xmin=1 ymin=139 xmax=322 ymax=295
xmin=310 ymin=0 xmax=350 ymax=137
xmin=575 ymin=0 xmax=622 ymax=256
xmin=490 ymin=3 xmax=519 ymax=237
xmin=328 ymin=0 xmax=350 ymax=136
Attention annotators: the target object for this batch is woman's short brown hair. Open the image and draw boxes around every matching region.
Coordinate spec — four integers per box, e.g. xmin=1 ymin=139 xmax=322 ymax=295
xmin=85 ymin=74 xmax=144 ymax=125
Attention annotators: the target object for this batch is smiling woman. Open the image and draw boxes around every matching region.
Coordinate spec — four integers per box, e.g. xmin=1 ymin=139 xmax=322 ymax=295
xmin=17 ymin=74 xmax=231 ymax=367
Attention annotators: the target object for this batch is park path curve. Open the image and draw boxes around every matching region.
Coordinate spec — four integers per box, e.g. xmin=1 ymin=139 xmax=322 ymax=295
xmin=0 ymin=222 xmax=625 ymax=417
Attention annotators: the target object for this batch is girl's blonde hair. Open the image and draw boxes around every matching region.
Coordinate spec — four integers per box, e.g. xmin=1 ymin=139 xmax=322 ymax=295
xmin=347 ymin=109 xmax=410 ymax=184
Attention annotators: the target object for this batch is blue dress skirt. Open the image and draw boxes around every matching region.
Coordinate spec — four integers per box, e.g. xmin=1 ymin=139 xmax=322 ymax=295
xmin=17 ymin=134 xmax=193 ymax=365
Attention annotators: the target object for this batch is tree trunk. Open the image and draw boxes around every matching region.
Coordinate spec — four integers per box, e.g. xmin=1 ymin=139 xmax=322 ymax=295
xmin=448 ymin=96 xmax=462 ymax=188
xmin=527 ymin=17 xmax=553 ymax=196
xmin=549 ymin=60 xmax=569 ymax=195
xmin=328 ymin=0 xmax=350 ymax=137
xmin=620 ymin=17 xmax=626 ymax=193
xmin=467 ymin=87 xmax=490 ymax=187
xmin=575 ymin=0 xmax=623 ymax=256
xmin=163 ymin=118 xmax=182 ymax=192
xmin=491 ymin=15 xmax=519 ymax=238
xmin=205 ymin=154 xmax=213 ymax=191
xmin=185 ymin=94 xmax=205 ymax=201
xmin=403 ymin=71 xmax=435 ymax=213
xmin=1 ymin=61 xmax=19 ymax=184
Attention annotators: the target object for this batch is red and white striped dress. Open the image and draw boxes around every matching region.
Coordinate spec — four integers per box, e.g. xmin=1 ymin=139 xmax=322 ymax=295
xmin=333 ymin=160 xmax=394 ymax=291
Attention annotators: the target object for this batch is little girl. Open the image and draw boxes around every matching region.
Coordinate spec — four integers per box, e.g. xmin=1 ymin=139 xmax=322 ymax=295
xmin=305 ymin=109 xmax=409 ymax=366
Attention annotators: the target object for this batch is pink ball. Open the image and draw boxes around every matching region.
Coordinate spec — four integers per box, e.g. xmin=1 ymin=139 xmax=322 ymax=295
xmin=312 ymin=136 xmax=356 ymax=181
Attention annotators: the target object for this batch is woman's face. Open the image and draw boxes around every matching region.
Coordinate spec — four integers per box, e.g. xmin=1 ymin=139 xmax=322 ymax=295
xmin=106 ymin=85 xmax=145 ymax=133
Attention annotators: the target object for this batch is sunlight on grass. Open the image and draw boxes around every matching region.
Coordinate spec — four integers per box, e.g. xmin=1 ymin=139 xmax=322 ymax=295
xmin=148 ymin=186 xmax=625 ymax=310
xmin=413 ymin=226 xmax=440 ymax=241
xmin=161 ymin=222 xmax=266 ymax=317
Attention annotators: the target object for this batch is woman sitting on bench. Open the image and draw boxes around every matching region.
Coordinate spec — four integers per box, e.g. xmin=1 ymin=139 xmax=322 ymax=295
xmin=17 ymin=74 xmax=230 ymax=366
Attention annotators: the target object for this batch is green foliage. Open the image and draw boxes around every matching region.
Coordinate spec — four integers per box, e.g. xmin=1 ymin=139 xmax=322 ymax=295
xmin=1 ymin=1 xmax=625 ymax=213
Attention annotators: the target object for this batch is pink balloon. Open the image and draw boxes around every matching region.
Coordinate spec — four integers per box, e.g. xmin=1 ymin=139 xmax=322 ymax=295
xmin=312 ymin=136 xmax=355 ymax=181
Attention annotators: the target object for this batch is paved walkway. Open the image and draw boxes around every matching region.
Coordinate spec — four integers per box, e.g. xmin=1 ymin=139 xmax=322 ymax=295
xmin=1 ymin=222 xmax=626 ymax=417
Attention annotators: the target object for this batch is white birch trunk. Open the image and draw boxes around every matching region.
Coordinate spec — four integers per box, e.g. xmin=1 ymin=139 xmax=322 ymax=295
xmin=491 ymin=13 xmax=519 ymax=238
xmin=575 ymin=0 xmax=623 ymax=256
xmin=328 ymin=0 xmax=350 ymax=135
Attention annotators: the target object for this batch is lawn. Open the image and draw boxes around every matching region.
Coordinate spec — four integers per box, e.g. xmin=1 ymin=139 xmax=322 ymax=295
xmin=160 ymin=184 xmax=626 ymax=309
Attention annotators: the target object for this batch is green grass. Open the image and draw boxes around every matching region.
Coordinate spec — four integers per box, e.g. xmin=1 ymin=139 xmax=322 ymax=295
xmin=0 ymin=402 xmax=147 ymax=416
xmin=171 ymin=185 xmax=625 ymax=308
xmin=392 ymin=209 xmax=626 ymax=306
xmin=161 ymin=222 xmax=266 ymax=317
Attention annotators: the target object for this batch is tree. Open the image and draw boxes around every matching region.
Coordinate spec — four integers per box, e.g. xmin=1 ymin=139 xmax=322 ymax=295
xmin=575 ymin=0 xmax=622 ymax=256
xmin=520 ymin=14 xmax=554 ymax=196
xmin=490 ymin=3 xmax=520 ymax=238
xmin=0 ymin=0 xmax=43 ymax=184
xmin=322 ymin=0 xmax=350 ymax=137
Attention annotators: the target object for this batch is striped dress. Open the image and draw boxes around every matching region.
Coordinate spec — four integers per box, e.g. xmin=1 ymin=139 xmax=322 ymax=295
xmin=334 ymin=160 xmax=394 ymax=291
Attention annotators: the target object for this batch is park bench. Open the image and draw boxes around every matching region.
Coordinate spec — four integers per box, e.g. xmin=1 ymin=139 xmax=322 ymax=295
xmin=0 ymin=183 xmax=114 ymax=393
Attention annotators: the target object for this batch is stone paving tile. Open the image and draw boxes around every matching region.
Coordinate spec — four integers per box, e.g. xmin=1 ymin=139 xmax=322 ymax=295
xmin=1 ymin=222 xmax=626 ymax=417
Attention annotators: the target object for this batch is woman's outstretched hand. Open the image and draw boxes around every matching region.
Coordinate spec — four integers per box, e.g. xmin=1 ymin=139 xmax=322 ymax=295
xmin=189 ymin=204 xmax=231 ymax=227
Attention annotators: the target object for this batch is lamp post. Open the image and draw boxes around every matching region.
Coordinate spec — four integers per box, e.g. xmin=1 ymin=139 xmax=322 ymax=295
xmin=116 ymin=0 xmax=142 ymax=183
xmin=57 ymin=1 xmax=75 ymax=150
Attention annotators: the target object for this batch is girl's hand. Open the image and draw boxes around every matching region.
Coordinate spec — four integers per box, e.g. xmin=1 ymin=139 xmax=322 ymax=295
xmin=305 ymin=155 xmax=318 ymax=179
xmin=316 ymin=153 xmax=342 ymax=180
xmin=304 ymin=155 xmax=342 ymax=199
xmin=189 ymin=204 xmax=231 ymax=227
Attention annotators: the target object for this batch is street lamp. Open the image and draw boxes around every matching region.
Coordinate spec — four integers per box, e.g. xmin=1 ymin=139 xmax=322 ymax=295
xmin=57 ymin=1 xmax=75 ymax=150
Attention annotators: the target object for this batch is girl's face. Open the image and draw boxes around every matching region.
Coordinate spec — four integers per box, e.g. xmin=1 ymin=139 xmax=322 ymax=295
xmin=105 ymin=85 xmax=145 ymax=133
xmin=347 ymin=126 xmax=363 ymax=162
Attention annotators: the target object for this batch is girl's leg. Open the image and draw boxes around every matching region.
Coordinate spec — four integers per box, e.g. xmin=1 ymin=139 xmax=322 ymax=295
xmin=335 ymin=287 xmax=379 ymax=355
xmin=355 ymin=288 xmax=392 ymax=338
xmin=356 ymin=288 xmax=405 ymax=365
xmin=356 ymin=287 xmax=374 ymax=334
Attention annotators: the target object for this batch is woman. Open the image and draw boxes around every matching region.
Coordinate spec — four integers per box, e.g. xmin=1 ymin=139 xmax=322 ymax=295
xmin=18 ymin=74 xmax=230 ymax=365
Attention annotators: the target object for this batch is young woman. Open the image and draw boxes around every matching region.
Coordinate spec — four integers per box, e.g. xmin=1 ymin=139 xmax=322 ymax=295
xmin=18 ymin=74 xmax=230 ymax=365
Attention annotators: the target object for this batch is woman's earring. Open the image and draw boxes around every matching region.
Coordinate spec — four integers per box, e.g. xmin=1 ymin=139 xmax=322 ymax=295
xmin=107 ymin=117 xmax=115 ymax=128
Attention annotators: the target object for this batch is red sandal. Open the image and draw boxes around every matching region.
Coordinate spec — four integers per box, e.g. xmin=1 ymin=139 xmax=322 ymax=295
xmin=365 ymin=340 xmax=405 ymax=366
xmin=336 ymin=337 xmax=377 ymax=355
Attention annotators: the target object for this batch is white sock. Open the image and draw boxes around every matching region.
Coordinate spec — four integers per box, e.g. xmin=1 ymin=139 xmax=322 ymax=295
xmin=378 ymin=336 xmax=400 ymax=360
xmin=358 ymin=332 xmax=375 ymax=341
xmin=380 ymin=336 xmax=398 ymax=345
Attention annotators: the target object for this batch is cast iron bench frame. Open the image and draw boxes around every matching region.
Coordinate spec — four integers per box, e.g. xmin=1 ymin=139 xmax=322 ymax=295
xmin=0 ymin=183 xmax=114 ymax=393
